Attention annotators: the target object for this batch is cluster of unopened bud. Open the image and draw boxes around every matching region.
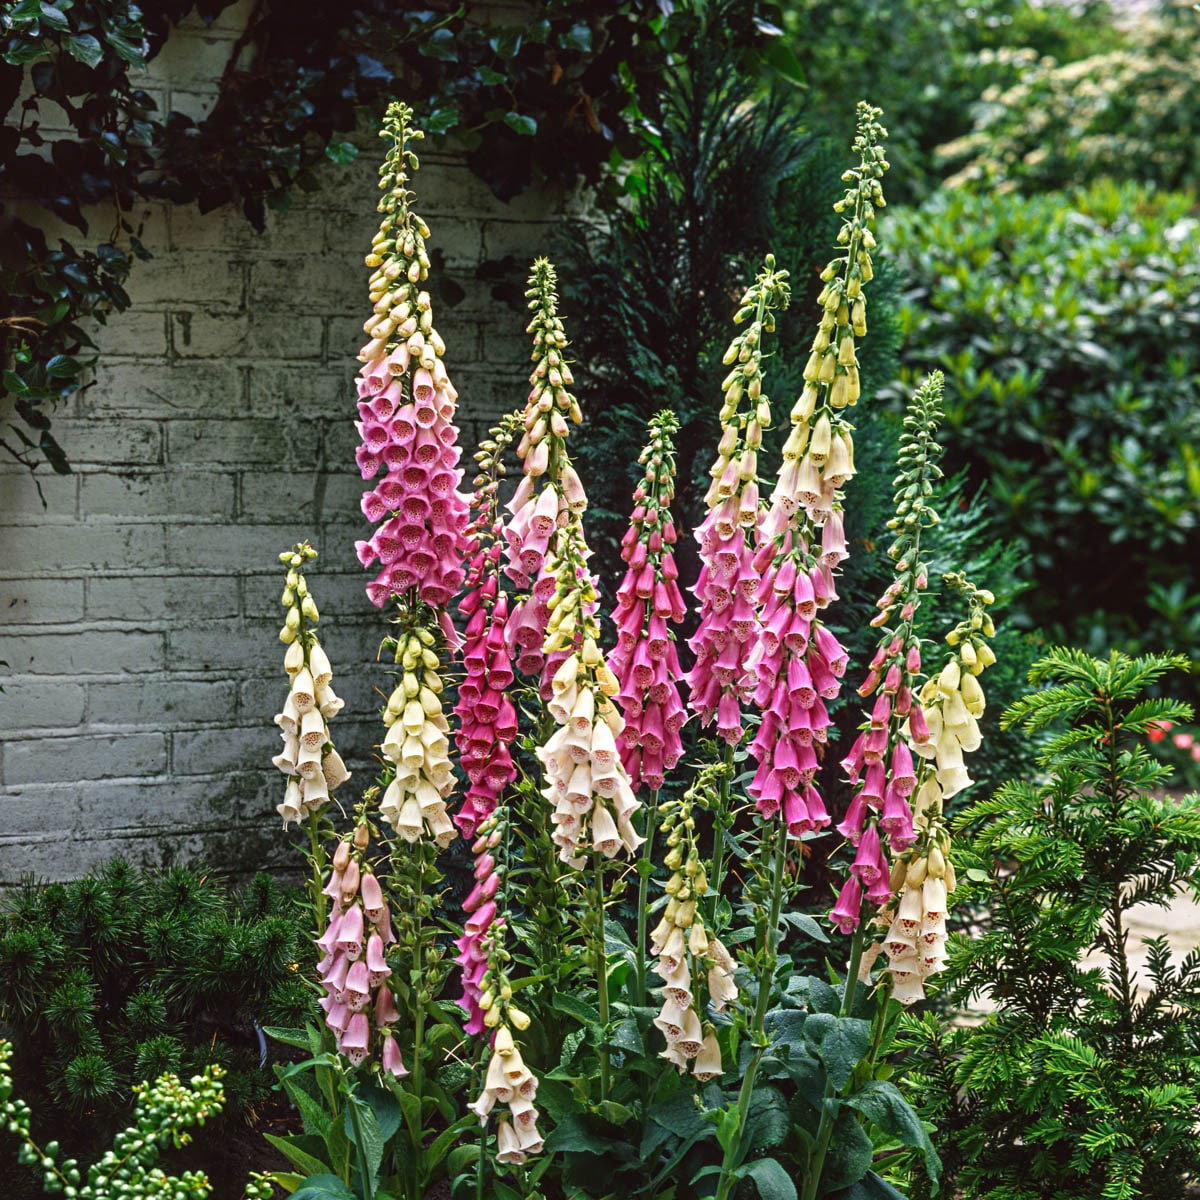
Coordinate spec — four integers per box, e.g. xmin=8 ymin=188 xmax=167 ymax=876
xmin=649 ymin=780 xmax=733 ymax=1080
xmin=272 ymin=544 xmax=350 ymax=826
xmin=771 ymin=104 xmax=887 ymax=532
xmin=379 ymin=621 xmax=454 ymax=847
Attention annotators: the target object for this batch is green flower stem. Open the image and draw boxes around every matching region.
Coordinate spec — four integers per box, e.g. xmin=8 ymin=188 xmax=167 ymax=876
xmin=345 ymin=1077 xmax=377 ymax=1200
xmin=635 ymin=791 xmax=658 ymax=1011
xmin=708 ymin=744 xmax=736 ymax=928
xmin=306 ymin=811 xmax=327 ymax=933
xmin=592 ymin=850 xmax=611 ymax=1104
xmin=714 ymin=818 xmax=787 ymax=1200
xmin=801 ymin=924 xmax=867 ymax=1200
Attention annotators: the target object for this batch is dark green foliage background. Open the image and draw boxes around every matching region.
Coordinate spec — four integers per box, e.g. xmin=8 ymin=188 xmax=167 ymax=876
xmin=0 ymin=860 xmax=313 ymax=1195
xmin=896 ymin=650 xmax=1200 ymax=1200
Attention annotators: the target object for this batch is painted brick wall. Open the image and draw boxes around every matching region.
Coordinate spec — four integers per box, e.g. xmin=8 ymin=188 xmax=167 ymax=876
xmin=0 ymin=0 xmax=563 ymax=881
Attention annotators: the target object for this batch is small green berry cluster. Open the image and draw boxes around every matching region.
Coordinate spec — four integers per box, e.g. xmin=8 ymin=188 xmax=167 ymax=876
xmin=1 ymin=1039 xmax=224 ymax=1199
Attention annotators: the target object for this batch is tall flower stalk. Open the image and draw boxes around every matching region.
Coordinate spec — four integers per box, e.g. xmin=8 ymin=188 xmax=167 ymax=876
xmin=830 ymin=371 xmax=946 ymax=943
xmin=520 ymin=261 xmax=643 ymax=1101
xmin=503 ymin=258 xmax=585 ymax=690
xmin=454 ymin=413 xmax=524 ymax=839
xmin=609 ymin=411 xmax=688 ymax=1007
xmin=465 ymin=809 xmax=545 ymax=1173
xmin=715 ymin=106 xmax=890 ymax=1200
xmin=880 ymin=572 xmax=996 ymax=1004
xmin=648 ymin=766 xmax=737 ymax=1079
xmin=351 ymin=101 xmax=469 ymax=847
xmin=271 ymin=541 xmax=350 ymax=829
xmin=686 ymin=255 xmax=789 ymax=745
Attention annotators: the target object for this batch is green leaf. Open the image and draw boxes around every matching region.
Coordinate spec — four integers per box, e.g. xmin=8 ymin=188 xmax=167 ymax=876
xmin=552 ymin=990 xmax=600 ymax=1025
xmin=40 ymin=5 xmax=70 ymax=30
xmin=263 ymin=1134 xmax=335 ymax=1179
xmin=833 ymin=1169 xmax=910 ymax=1200
xmin=761 ymin=38 xmax=806 ymax=87
xmin=40 ymin=430 xmax=71 ymax=474
xmin=782 ymin=912 xmax=829 ymax=943
xmin=43 ymin=355 xmax=81 ymax=379
xmin=786 ymin=976 xmax=840 ymax=1014
xmin=820 ymin=1107 xmax=874 ymax=1192
xmin=503 ymin=112 xmax=538 ymax=137
xmin=262 ymin=1025 xmax=313 ymax=1052
xmin=343 ymin=1096 xmax=385 ymax=1191
xmin=356 ymin=1077 xmax=402 ymax=1142
xmin=279 ymin=1078 xmax=332 ymax=1139
xmin=542 ymin=1112 xmax=617 ymax=1155
xmin=324 ymin=141 xmax=359 ymax=165
xmin=804 ymin=1014 xmax=872 ymax=1092
xmin=422 ymin=27 xmax=456 ymax=61
xmin=63 ymin=33 xmax=103 ymax=67
xmin=290 ymin=1176 xmax=355 ymax=1200
xmin=843 ymin=1081 xmax=940 ymax=1185
xmin=742 ymin=1157 xmax=798 ymax=1200
xmin=2 ymin=370 xmax=28 ymax=395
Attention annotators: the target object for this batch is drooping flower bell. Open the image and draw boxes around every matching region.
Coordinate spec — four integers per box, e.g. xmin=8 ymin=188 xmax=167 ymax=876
xmin=469 ymin=1022 xmax=544 ymax=1166
xmin=352 ymin=101 xmax=470 ymax=612
xmin=316 ymin=821 xmax=407 ymax=1077
xmin=686 ymin=257 xmax=790 ymax=745
xmin=272 ymin=542 xmax=350 ymax=827
xmin=378 ymin=617 xmax=456 ymax=848
xmin=609 ymin=411 xmax=688 ymax=791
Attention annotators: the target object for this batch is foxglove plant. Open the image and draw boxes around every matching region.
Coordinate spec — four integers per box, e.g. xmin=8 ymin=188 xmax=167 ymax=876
xmin=686 ymin=257 xmax=788 ymax=746
xmin=351 ymin=102 xmax=469 ymax=847
xmin=462 ymin=810 xmax=545 ymax=1171
xmin=747 ymin=102 xmax=890 ymax=836
xmin=271 ymin=542 xmax=351 ymax=827
xmin=711 ymin=110 xmax=889 ymax=1200
xmin=453 ymin=413 xmax=524 ymax=838
xmin=316 ymin=818 xmax=408 ymax=1077
xmin=504 ymin=259 xmax=584 ymax=688
xmin=880 ymin=572 xmax=996 ymax=1004
xmin=830 ymin=371 xmax=946 ymax=939
xmin=354 ymin=101 xmax=470 ymax=613
xmin=649 ymin=766 xmax=737 ymax=1080
xmin=609 ymin=410 xmax=688 ymax=793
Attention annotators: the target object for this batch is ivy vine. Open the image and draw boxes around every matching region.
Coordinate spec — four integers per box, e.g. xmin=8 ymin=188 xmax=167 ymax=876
xmin=0 ymin=0 xmax=796 ymax=481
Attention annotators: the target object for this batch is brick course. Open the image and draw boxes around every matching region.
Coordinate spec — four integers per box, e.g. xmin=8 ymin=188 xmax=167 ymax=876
xmin=0 ymin=0 xmax=562 ymax=882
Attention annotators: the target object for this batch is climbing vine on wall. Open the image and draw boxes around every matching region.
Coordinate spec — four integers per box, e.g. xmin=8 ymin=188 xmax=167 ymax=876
xmin=0 ymin=0 xmax=796 ymax=478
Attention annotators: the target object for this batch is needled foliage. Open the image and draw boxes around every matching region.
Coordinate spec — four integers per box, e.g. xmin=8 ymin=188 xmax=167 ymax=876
xmin=897 ymin=648 xmax=1200 ymax=1200
xmin=0 ymin=860 xmax=311 ymax=1188
xmin=883 ymin=181 xmax=1200 ymax=670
